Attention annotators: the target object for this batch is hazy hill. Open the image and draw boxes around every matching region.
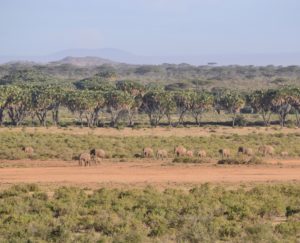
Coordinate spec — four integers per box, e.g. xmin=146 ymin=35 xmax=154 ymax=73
xmin=49 ymin=56 xmax=117 ymax=67
xmin=1 ymin=48 xmax=300 ymax=66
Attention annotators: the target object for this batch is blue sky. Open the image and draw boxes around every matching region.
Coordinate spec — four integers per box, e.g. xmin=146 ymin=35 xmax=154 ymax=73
xmin=0 ymin=0 xmax=299 ymax=56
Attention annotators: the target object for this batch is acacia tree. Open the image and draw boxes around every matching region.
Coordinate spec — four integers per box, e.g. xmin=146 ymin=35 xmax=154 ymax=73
xmin=142 ymin=90 xmax=175 ymax=126
xmin=211 ymin=87 xmax=227 ymax=114
xmin=164 ymin=92 xmax=176 ymax=125
xmin=190 ymin=91 xmax=214 ymax=126
xmin=49 ymin=87 xmax=65 ymax=126
xmin=174 ymin=91 xmax=192 ymax=124
xmin=31 ymin=86 xmax=58 ymax=126
xmin=247 ymin=90 xmax=276 ymax=126
xmin=116 ymin=80 xmax=145 ymax=126
xmin=271 ymin=87 xmax=300 ymax=127
xmin=0 ymin=86 xmax=14 ymax=125
xmin=271 ymin=88 xmax=293 ymax=127
xmin=74 ymin=70 xmax=117 ymax=90
xmin=116 ymin=80 xmax=144 ymax=96
xmin=105 ymin=90 xmax=135 ymax=127
xmin=65 ymin=90 xmax=103 ymax=127
xmin=289 ymin=87 xmax=300 ymax=126
xmin=219 ymin=91 xmax=245 ymax=127
xmin=6 ymin=86 xmax=32 ymax=126
xmin=90 ymin=91 xmax=106 ymax=126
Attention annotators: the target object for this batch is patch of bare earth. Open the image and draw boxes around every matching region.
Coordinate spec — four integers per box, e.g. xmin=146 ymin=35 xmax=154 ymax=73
xmin=0 ymin=159 xmax=299 ymax=189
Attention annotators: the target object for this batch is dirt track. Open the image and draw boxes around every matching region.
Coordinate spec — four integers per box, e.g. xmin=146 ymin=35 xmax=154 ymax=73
xmin=1 ymin=160 xmax=300 ymax=187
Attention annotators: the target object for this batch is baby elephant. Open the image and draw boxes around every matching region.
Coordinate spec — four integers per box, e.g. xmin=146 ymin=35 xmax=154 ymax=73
xmin=186 ymin=150 xmax=194 ymax=157
xmin=23 ymin=146 xmax=34 ymax=154
xmin=143 ymin=147 xmax=154 ymax=158
xmin=197 ymin=150 xmax=207 ymax=158
xmin=280 ymin=151 xmax=289 ymax=157
xmin=79 ymin=153 xmax=91 ymax=166
xmin=156 ymin=149 xmax=168 ymax=160
xmin=219 ymin=148 xmax=230 ymax=158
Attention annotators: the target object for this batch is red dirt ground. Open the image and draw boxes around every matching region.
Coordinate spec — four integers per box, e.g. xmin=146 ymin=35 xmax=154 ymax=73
xmin=0 ymin=159 xmax=299 ymax=188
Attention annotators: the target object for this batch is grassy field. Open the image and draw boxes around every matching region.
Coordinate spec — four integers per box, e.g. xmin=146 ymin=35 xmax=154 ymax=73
xmin=0 ymin=126 xmax=299 ymax=242
xmin=0 ymin=183 xmax=299 ymax=242
xmin=0 ymin=128 xmax=299 ymax=161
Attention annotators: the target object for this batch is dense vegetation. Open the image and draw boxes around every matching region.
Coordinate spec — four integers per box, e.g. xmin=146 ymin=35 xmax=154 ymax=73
xmin=0 ymin=184 xmax=299 ymax=242
xmin=0 ymin=131 xmax=298 ymax=160
xmin=1 ymin=62 xmax=300 ymax=89
xmin=0 ymin=80 xmax=300 ymax=128
xmin=0 ymin=62 xmax=299 ymax=243
xmin=1 ymin=62 xmax=300 ymax=128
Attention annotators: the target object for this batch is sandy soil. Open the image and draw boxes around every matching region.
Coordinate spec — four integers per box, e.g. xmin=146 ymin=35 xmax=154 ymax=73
xmin=0 ymin=126 xmax=299 ymax=137
xmin=0 ymin=159 xmax=299 ymax=188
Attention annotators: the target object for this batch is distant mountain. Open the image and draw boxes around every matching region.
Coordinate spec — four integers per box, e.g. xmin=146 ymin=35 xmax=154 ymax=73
xmin=49 ymin=56 xmax=117 ymax=67
xmin=0 ymin=48 xmax=300 ymax=66
xmin=48 ymin=48 xmax=137 ymax=64
xmin=0 ymin=48 xmax=137 ymax=65
xmin=48 ymin=49 xmax=300 ymax=66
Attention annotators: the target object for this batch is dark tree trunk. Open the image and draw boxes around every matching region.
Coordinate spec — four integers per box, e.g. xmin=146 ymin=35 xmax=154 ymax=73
xmin=262 ymin=111 xmax=272 ymax=127
xmin=295 ymin=110 xmax=300 ymax=127
xmin=192 ymin=112 xmax=203 ymax=127
xmin=79 ymin=112 xmax=84 ymax=127
xmin=52 ymin=109 xmax=59 ymax=126
xmin=278 ymin=104 xmax=291 ymax=127
xmin=232 ymin=113 xmax=237 ymax=127
xmin=8 ymin=107 xmax=27 ymax=126
xmin=92 ymin=109 xmax=100 ymax=127
xmin=128 ymin=110 xmax=135 ymax=127
xmin=166 ymin=114 xmax=172 ymax=126
xmin=178 ymin=110 xmax=186 ymax=125
xmin=36 ymin=111 xmax=47 ymax=127
xmin=0 ymin=109 xmax=4 ymax=125
xmin=194 ymin=115 xmax=201 ymax=126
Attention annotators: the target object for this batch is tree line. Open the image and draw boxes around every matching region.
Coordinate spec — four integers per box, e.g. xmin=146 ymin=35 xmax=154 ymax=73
xmin=0 ymin=81 xmax=300 ymax=127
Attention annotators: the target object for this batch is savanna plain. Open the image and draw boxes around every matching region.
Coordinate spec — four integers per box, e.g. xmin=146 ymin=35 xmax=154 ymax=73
xmin=0 ymin=64 xmax=300 ymax=242
xmin=1 ymin=125 xmax=300 ymax=242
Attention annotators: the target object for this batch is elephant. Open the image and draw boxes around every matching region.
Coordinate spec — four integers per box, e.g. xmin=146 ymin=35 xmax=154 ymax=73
xmin=197 ymin=150 xmax=207 ymax=158
xmin=174 ymin=146 xmax=187 ymax=157
xmin=219 ymin=148 xmax=231 ymax=158
xmin=79 ymin=153 xmax=91 ymax=166
xmin=258 ymin=145 xmax=275 ymax=156
xmin=238 ymin=146 xmax=254 ymax=156
xmin=90 ymin=148 xmax=106 ymax=164
xmin=143 ymin=147 xmax=154 ymax=158
xmin=156 ymin=149 xmax=168 ymax=160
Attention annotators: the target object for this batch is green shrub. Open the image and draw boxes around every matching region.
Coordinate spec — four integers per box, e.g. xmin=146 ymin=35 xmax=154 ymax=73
xmin=0 ymin=184 xmax=299 ymax=242
xmin=172 ymin=157 xmax=210 ymax=164
xmin=234 ymin=115 xmax=248 ymax=126
xmin=218 ymin=156 xmax=264 ymax=165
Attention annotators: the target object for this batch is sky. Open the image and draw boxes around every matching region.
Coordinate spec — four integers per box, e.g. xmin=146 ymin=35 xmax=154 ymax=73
xmin=0 ymin=0 xmax=299 ymax=57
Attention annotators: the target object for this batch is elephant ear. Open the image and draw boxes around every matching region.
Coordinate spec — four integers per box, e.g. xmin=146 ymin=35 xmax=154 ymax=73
xmin=90 ymin=149 xmax=96 ymax=156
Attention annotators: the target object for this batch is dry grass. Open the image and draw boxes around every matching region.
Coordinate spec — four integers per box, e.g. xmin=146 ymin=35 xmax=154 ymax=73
xmin=0 ymin=125 xmax=299 ymax=137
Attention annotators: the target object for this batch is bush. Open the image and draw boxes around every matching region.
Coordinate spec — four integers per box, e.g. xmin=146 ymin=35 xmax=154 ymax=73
xmin=172 ymin=157 xmax=210 ymax=164
xmin=218 ymin=156 xmax=264 ymax=165
xmin=234 ymin=115 xmax=248 ymax=126
xmin=0 ymin=184 xmax=299 ymax=242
